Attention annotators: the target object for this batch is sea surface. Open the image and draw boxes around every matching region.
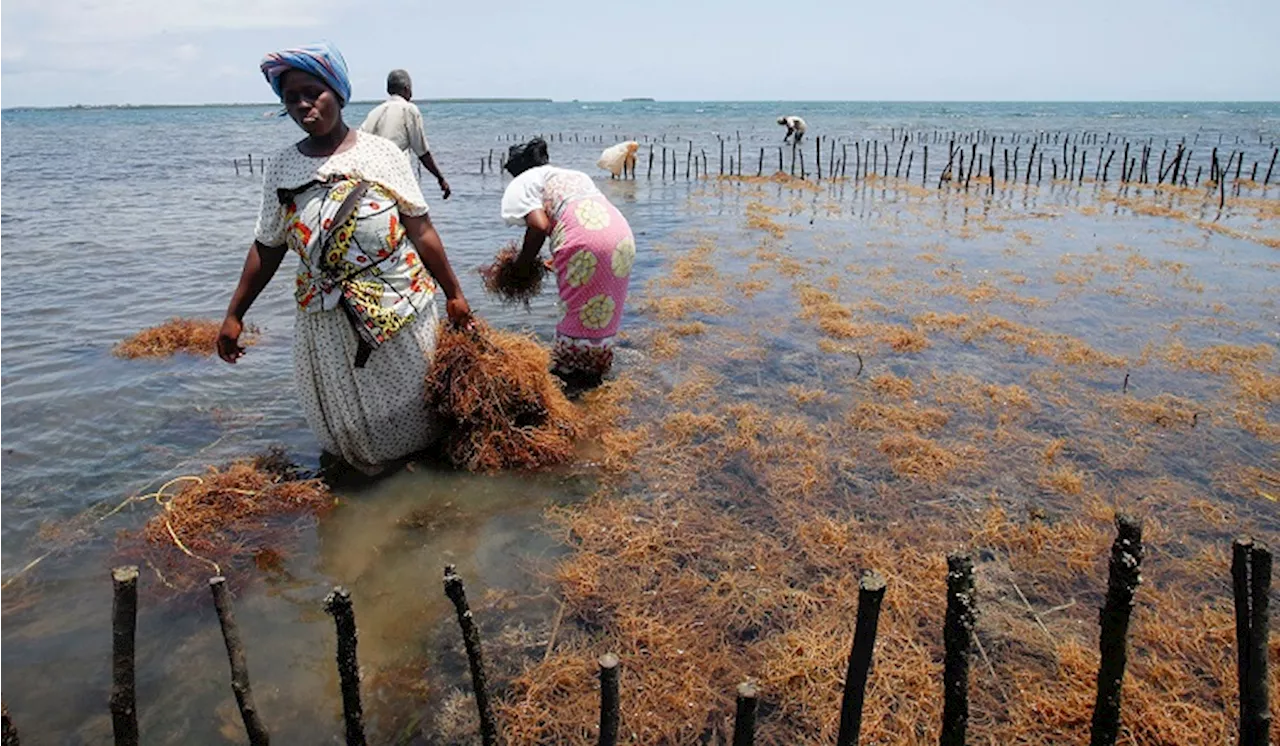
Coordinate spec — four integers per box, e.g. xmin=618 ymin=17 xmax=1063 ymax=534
xmin=2 ymin=101 xmax=1278 ymax=743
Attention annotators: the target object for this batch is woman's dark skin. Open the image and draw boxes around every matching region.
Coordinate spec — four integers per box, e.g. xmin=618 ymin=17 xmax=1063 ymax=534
xmin=514 ymin=208 xmax=553 ymax=274
xmin=217 ymin=69 xmax=471 ymax=363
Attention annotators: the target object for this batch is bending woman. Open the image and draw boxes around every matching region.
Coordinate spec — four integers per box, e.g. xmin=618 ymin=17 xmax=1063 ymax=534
xmin=216 ymin=43 xmax=472 ymax=472
xmin=501 ymin=138 xmax=636 ymax=388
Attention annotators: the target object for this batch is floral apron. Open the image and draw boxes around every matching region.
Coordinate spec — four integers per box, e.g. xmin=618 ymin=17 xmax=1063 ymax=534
xmin=541 ymin=170 xmax=635 ymax=378
xmin=280 ymin=176 xmax=436 ymax=367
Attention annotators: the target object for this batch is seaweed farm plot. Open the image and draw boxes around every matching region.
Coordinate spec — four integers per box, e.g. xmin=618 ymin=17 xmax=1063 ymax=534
xmin=487 ymin=175 xmax=1280 ymax=744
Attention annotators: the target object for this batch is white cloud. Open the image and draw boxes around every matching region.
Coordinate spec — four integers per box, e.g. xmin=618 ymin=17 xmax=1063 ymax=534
xmin=1 ymin=0 xmax=343 ymax=79
xmin=6 ymin=0 xmax=336 ymax=45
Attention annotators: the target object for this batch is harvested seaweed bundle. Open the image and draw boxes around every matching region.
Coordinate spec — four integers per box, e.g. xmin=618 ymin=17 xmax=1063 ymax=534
xmin=480 ymin=242 xmax=548 ymax=307
xmin=114 ymin=318 xmax=258 ymax=359
xmin=426 ymin=321 xmax=580 ymax=471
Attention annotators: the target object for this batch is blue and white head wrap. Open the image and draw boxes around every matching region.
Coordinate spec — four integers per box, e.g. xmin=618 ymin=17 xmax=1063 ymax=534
xmin=260 ymin=42 xmax=351 ymax=107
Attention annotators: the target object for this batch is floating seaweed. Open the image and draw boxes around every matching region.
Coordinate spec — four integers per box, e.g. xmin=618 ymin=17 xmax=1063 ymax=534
xmin=114 ymin=318 xmax=258 ymax=359
xmin=124 ymin=449 xmax=333 ymax=591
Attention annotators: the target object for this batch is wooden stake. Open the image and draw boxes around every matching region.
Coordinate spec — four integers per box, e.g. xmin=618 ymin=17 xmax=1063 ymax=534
xmin=444 ymin=566 xmax=498 ymax=746
xmin=1265 ymin=148 xmax=1277 ymax=185
xmin=1089 ymin=515 xmax=1143 ymax=746
xmin=941 ymin=555 xmax=975 ymax=746
xmin=234 ymin=159 xmax=240 ymax=176
xmin=923 ymin=145 xmax=929 ymax=186
xmin=1234 ymin=539 xmax=1274 ymax=746
xmin=732 ymin=682 xmax=758 ymax=746
xmin=247 ymin=153 xmax=254 ymax=176
xmin=324 ymin=588 xmax=366 ymax=746
xmin=837 ymin=571 xmax=887 ymax=746
xmin=110 ymin=566 xmax=139 ymax=746
xmin=1 ymin=702 xmax=17 ymax=746
xmin=598 ymin=654 xmax=620 ymax=746
xmin=1247 ymin=544 xmax=1272 ymax=746
xmin=210 ymin=578 xmax=270 ymax=746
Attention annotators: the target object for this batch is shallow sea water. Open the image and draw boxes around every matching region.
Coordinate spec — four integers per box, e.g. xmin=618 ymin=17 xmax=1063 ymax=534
xmin=2 ymin=101 xmax=1278 ymax=743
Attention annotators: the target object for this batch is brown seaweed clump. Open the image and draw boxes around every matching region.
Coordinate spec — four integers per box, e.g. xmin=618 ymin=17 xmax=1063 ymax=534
xmin=132 ymin=450 xmax=333 ymax=590
xmin=113 ymin=318 xmax=256 ymax=359
xmin=426 ymin=321 xmax=581 ymax=472
xmin=480 ymin=241 xmax=549 ymax=307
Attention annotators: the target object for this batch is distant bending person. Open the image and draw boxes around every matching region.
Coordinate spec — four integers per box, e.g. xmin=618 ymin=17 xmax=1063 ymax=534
xmin=778 ymin=115 xmax=807 ymax=144
xmin=501 ymin=138 xmax=636 ymax=390
xmin=361 ymin=69 xmax=451 ymax=199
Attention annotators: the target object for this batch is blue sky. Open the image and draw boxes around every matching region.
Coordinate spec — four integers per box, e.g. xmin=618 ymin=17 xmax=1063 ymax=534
xmin=2 ymin=0 xmax=1277 ymax=107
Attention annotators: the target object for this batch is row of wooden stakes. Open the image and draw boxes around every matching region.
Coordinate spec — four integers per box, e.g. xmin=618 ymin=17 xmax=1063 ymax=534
xmin=476 ymin=133 xmax=1278 ymax=205
xmin=2 ymin=517 xmax=1270 ymax=745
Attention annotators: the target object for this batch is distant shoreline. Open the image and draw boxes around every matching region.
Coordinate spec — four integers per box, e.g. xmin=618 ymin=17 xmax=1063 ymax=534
xmin=2 ymin=98 xmax=556 ymax=112
xmin=3 ymin=99 xmax=1276 ymax=113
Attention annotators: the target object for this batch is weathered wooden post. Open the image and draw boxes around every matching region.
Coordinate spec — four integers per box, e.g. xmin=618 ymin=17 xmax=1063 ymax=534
xmin=648 ymin=145 xmax=654 ymax=180
xmin=247 ymin=153 xmax=254 ymax=176
xmin=598 ymin=654 xmax=620 ymax=746
xmin=1264 ymin=148 xmax=1277 ymax=186
xmin=2 ymin=702 xmax=18 ymax=746
xmin=324 ymin=588 xmax=366 ymax=746
xmin=1232 ymin=539 xmax=1273 ymax=746
xmin=234 ymin=159 xmax=240 ymax=176
xmin=210 ymin=578 xmax=270 ymax=746
xmin=111 ymin=566 xmax=139 ymax=746
xmin=444 ymin=566 xmax=499 ymax=746
xmin=922 ymin=145 xmax=929 ymax=186
xmin=732 ymin=682 xmax=758 ymax=746
xmin=1089 ymin=515 xmax=1143 ymax=746
xmin=837 ymin=571 xmax=887 ymax=746
xmin=720 ymin=138 xmax=726 ymax=176
xmin=941 ymin=555 xmax=975 ymax=746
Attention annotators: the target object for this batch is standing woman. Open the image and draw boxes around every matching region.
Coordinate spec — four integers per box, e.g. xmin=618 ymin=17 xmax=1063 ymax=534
xmin=501 ymin=138 xmax=636 ymax=389
xmin=216 ymin=43 xmax=472 ymax=473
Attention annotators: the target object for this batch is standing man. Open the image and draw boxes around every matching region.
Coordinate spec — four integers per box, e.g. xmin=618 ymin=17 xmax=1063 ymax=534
xmin=361 ymin=69 xmax=451 ymax=199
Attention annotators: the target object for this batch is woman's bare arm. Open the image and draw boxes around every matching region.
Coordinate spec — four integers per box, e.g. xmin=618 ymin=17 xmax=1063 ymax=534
xmin=217 ymin=241 xmax=287 ymax=363
xmin=519 ymin=208 xmax=552 ymax=268
xmin=401 ymin=212 xmax=472 ymax=325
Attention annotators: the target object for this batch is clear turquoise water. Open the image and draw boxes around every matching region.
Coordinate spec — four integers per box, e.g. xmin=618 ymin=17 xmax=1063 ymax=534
xmin=2 ymin=101 xmax=1277 ymax=742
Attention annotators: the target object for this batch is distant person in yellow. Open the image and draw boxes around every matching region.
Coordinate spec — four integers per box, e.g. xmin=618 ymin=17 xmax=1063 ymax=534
xmin=361 ymin=69 xmax=451 ymax=199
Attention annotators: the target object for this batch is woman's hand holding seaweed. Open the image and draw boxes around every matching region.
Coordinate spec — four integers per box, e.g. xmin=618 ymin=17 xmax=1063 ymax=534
xmin=216 ymin=315 xmax=246 ymax=363
xmin=446 ymin=297 xmax=473 ymax=329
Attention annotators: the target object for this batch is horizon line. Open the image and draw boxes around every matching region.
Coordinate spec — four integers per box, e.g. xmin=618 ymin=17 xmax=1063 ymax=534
xmin=4 ymin=98 xmax=1279 ymax=112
